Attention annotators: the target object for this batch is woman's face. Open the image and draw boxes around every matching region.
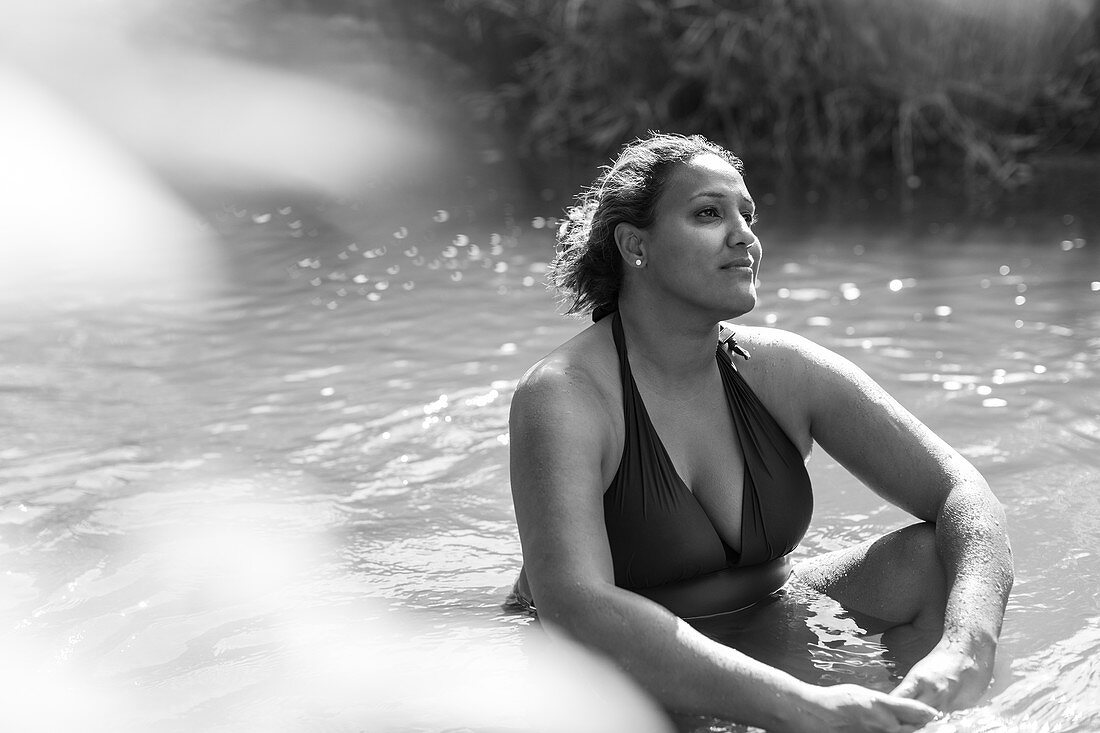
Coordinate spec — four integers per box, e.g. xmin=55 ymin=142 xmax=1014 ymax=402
xmin=639 ymin=153 xmax=762 ymax=319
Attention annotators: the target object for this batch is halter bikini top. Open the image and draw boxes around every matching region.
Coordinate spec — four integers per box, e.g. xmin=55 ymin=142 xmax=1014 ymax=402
xmin=602 ymin=312 xmax=813 ymax=598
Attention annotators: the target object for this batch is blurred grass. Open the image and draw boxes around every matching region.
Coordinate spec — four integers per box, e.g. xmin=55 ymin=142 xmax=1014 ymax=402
xmin=446 ymin=0 xmax=1098 ymax=195
xmin=132 ymin=0 xmax=1099 ymax=209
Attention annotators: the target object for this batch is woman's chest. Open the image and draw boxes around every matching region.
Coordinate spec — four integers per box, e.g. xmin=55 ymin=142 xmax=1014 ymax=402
xmin=643 ymin=388 xmax=747 ymax=550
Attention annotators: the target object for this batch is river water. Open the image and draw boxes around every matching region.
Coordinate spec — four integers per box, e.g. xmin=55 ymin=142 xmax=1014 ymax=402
xmin=1 ymin=169 xmax=1098 ymax=732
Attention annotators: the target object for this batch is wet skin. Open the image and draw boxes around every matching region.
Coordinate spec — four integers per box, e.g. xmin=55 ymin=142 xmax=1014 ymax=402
xmin=510 ymin=152 xmax=1012 ymax=732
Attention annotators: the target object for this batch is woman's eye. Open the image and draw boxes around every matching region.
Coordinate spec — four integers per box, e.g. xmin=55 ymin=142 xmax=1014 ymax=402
xmin=698 ymin=207 xmax=720 ymax=218
xmin=742 ymin=211 xmax=758 ymax=226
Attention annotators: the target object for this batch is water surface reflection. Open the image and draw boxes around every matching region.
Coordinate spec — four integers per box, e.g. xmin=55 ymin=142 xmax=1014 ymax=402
xmin=2 ymin=183 xmax=1098 ymax=730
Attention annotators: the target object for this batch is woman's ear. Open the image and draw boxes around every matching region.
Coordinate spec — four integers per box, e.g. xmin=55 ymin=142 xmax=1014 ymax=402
xmin=613 ymin=222 xmax=646 ymax=266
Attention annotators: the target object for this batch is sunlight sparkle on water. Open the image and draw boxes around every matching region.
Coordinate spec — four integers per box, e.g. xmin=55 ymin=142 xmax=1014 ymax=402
xmin=424 ymin=394 xmax=449 ymax=415
xmin=779 ymin=287 xmax=834 ymax=302
xmin=463 ymin=389 xmax=499 ymax=408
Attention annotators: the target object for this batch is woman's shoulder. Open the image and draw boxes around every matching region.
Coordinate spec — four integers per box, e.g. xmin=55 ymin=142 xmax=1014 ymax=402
xmin=722 ymin=324 xmax=825 ymax=367
xmin=724 ymin=323 xmax=880 ymax=412
xmin=513 ymin=319 xmax=619 ymax=413
xmin=509 ymin=321 xmax=622 ymax=474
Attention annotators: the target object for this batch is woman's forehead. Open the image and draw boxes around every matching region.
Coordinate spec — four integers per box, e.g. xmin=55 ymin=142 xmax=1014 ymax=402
xmin=662 ymin=153 xmax=749 ymax=201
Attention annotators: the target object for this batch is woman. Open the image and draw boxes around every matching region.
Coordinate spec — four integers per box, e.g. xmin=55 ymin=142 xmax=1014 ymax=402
xmin=507 ymin=132 xmax=1013 ymax=732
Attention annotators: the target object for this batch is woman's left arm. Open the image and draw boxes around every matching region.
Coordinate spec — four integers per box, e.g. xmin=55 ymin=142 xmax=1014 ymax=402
xmin=789 ymin=334 xmax=1013 ymax=710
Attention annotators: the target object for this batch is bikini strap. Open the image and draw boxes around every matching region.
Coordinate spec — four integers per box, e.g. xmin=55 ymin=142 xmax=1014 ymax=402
xmin=718 ymin=324 xmax=751 ymax=362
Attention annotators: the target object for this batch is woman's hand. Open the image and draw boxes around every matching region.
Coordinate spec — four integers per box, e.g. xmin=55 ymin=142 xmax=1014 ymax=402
xmin=891 ymin=637 xmax=997 ymax=711
xmin=793 ymin=683 xmax=940 ymax=733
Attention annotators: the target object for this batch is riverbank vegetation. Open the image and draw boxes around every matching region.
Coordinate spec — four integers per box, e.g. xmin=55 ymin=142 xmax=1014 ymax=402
xmin=159 ymin=0 xmax=1099 ymax=203
xmin=447 ymin=0 xmax=1098 ymax=194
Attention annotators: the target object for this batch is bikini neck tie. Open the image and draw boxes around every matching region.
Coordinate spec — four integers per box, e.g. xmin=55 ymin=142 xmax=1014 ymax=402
xmin=718 ymin=324 xmax=751 ymax=361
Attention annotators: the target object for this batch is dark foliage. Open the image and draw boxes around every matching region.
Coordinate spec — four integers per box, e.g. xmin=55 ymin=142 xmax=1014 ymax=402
xmin=156 ymin=0 xmax=1100 ymax=197
xmin=434 ymin=0 xmax=1099 ymax=193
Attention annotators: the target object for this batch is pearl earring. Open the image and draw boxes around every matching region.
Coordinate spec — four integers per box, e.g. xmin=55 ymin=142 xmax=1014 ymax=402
xmin=634 ymin=258 xmax=643 ymax=266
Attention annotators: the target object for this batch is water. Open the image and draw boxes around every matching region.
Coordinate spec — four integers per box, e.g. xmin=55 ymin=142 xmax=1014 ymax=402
xmin=2 ymin=186 xmax=1099 ymax=732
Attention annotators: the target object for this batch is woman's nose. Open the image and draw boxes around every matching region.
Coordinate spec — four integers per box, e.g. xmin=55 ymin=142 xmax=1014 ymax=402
xmin=727 ymin=219 xmax=755 ymax=247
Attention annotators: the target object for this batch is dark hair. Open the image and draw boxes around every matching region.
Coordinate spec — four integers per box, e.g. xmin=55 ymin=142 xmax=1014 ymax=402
xmin=548 ymin=131 xmax=744 ymax=317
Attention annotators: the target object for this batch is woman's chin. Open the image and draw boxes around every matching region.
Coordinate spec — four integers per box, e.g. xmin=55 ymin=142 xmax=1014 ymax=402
xmin=721 ymin=289 xmax=757 ymax=319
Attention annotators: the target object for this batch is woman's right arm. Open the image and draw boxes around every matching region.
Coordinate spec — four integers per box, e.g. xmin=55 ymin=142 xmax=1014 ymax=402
xmin=508 ymin=362 xmax=939 ymax=732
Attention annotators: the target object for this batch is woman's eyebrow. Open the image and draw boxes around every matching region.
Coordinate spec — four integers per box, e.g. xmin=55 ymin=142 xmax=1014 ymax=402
xmin=690 ymin=191 xmax=756 ymax=209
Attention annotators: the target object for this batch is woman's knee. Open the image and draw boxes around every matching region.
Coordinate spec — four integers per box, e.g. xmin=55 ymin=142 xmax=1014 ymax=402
xmin=893 ymin=522 xmax=943 ymax=583
xmin=795 ymin=523 xmax=938 ymax=588
xmin=897 ymin=520 xmax=936 ymax=547
xmin=795 ymin=522 xmax=947 ymax=628
xmin=894 ymin=520 xmax=936 ymax=559
xmin=892 ymin=522 xmax=947 ymax=625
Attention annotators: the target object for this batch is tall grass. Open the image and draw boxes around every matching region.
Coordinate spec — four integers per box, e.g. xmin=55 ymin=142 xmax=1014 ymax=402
xmin=144 ymin=0 xmax=1099 ymax=199
xmin=444 ymin=0 xmax=1099 ymax=195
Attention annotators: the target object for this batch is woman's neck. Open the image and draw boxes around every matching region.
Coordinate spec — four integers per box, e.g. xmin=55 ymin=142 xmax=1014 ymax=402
xmin=615 ymin=296 xmax=723 ymax=393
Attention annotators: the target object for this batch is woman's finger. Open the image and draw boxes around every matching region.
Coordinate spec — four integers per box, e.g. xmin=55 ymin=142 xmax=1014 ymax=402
xmin=884 ymin=693 xmax=940 ymax=725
